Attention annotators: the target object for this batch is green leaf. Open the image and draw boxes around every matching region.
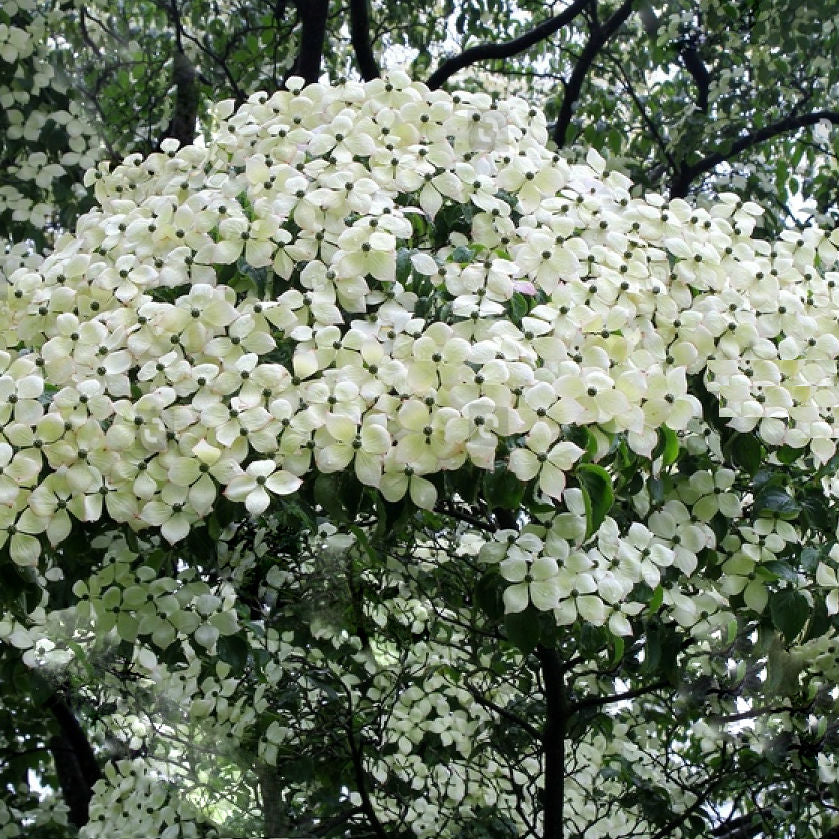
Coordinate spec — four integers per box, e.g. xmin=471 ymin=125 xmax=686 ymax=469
xmin=643 ymin=622 xmax=681 ymax=684
xmin=504 ymin=608 xmax=540 ymax=654
xmin=509 ymin=291 xmax=529 ymax=322
xmin=729 ymin=432 xmax=762 ymax=474
xmin=217 ymin=634 xmax=250 ymax=671
xmin=611 ymin=634 xmax=625 ymax=665
xmin=776 ymin=444 xmax=803 ymax=463
xmin=475 ymin=568 xmax=505 ymax=621
xmin=314 ymin=473 xmax=347 ymax=522
xmin=769 ymin=589 xmax=808 ymax=642
xmin=754 ymin=486 xmax=800 ymax=518
xmin=450 ymin=244 xmax=474 ymax=264
xmin=575 ymin=463 xmax=614 ymax=537
xmin=396 ymin=247 xmax=412 ymax=283
xmin=483 ymin=467 xmax=524 ymax=511
xmin=766 ymin=637 xmax=803 ymax=696
xmin=652 ymin=426 xmax=679 ymax=466
xmin=761 ymin=560 xmax=798 ymax=583
xmin=648 ymin=584 xmax=664 ymax=614
xmin=800 ymin=547 xmax=820 ymax=573
xmin=803 ymin=596 xmax=830 ymax=642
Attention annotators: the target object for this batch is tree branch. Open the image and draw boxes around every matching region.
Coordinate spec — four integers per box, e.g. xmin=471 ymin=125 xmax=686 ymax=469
xmin=670 ymin=109 xmax=839 ymax=198
xmin=426 ymin=0 xmax=592 ymax=90
xmin=292 ymin=0 xmax=329 ymax=84
xmin=349 ymin=0 xmax=379 ymax=81
xmin=160 ymin=1 xmax=199 ymax=147
xmin=538 ymin=646 xmax=568 ymax=839
xmin=553 ymin=0 xmax=637 ymax=147
xmin=78 ymin=8 xmax=102 ymax=56
xmin=570 ymin=678 xmax=670 ymax=713
xmin=465 ymin=684 xmax=542 ymax=740
xmin=680 ymin=44 xmax=710 ymax=113
xmin=44 ymin=693 xmax=101 ymax=788
xmin=641 ymin=4 xmax=710 ymax=113
xmin=606 ymin=51 xmax=677 ymax=174
xmin=43 ymin=692 xmax=101 ymax=828
xmin=345 ymin=692 xmax=389 ymax=839
xmin=257 ymin=763 xmax=284 ymax=839
xmin=649 ymin=744 xmax=727 ymax=839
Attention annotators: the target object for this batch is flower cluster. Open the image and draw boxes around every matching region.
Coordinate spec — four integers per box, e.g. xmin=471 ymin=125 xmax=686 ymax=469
xmin=1 ymin=72 xmax=837 ymax=587
xmin=80 ymin=758 xmax=219 ymax=839
xmin=0 ymin=0 xmax=100 ymax=248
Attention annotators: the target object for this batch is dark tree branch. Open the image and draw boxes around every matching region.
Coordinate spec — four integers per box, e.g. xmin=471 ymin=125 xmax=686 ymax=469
xmin=78 ymin=8 xmax=102 ymax=56
xmin=179 ymin=27 xmax=246 ymax=105
xmin=44 ymin=693 xmax=101 ymax=787
xmin=292 ymin=0 xmax=329 ymax=84
xmin=648 ymin=744 xmax=727 ymax=839
xmin=640 ymin=3 xmax=710 ymax=112
xmin=257 ymin=763 xmax=284 ymax=839
xmin=435 ymin=500 xmax=497 ymax=533
xmin=426 ymin=0 xmax=592 ymax=90
xmin=349 ymin=0 xmax=379 ymax=81
xmin=553 ymin=0 xmax=637 ymax=147
xmin=713 ymin=798 xmax=839 ymax=839
xmin=670 ymin=108 xmax=839 ymax=198
xmin=606 ymin=52 xmax=678 ymax=174
xmin=570 ymin=678 xmax=670 ymax=713
xmin=168 ymin=0 xmax=184 ymax=51
xmin=163 ymin=51 xmax=199 ymax=146
xmin=538 ymin=646 xmax=568 ymax=839
xmin=158 ymin=1 xmax=199 ymax=147
xmin=345 ymin=691 xmax=389 ymax=839
xmin=465 ymin=684 xmax=542 ymax=740
xmin=49 ymin=734 xmax=94 ymax=828
xmin=681 ymin=44 xmax=710 ymax=113
xmin=43 ymin=692 xmax=101 ymax=828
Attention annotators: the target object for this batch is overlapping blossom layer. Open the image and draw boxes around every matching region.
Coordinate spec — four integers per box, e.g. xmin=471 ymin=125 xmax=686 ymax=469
xmin=2 ymin=71 xmax=838 ymax=575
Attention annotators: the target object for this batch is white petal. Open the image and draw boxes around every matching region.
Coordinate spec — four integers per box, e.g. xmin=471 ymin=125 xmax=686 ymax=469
xmin=161 ymin=514 xmax=190 ymax=544
xmin=265 ymin=471 xmax=302 ymax=496
xmin=409 ymin=476 xmax=437 ymax=510
xmin=502 ymin=582 xmax=529 ymax=614
xmin=245 ymin=487 xmax=271 ymax=515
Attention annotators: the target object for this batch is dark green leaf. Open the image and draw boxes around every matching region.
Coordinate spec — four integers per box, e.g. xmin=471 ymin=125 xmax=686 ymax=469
xmin=504 ymin=608 xmax=540 ymax=654
xmin=483 ymin=467 xmax=524 ymax=512
xmin=761 ymin=560 xmax=798 ymax=583
xmin=653 ymin=426 xmax=679 ymax=466
xmin=729 ymin=433 xmax=762 ymax=475
xmin=450 ymin=244 xmax=474 ymax=263
xmin=575 ymin=463 xmax=614 ymax=537
xmin=475 ymin=569 xmax=505 ymax=621
xmin=776 ymin=444 xmax=804 ymax=465
xmin=218 ymin=634 xmax=250 ymax=672
xmin=396 ymin=247 xmax=412 ymax=283
xmin=754 ymin=486 xmax=800 ymax=518
xmin=769 ymin=588 xmax=808 ymax=642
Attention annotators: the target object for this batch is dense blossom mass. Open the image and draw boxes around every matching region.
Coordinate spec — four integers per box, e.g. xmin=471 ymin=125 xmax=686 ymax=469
xmin=1 ymin=71 xmax=839 ymax=838
xmin=2 ymin=72 xmax=839 ymax=600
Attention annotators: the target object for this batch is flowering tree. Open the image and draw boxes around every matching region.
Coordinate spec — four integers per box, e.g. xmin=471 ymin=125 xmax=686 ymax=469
xmin=2 ymin=3 xmax=839 ymax=839
xmin=1 ymin=68 xmax=839 ymax=838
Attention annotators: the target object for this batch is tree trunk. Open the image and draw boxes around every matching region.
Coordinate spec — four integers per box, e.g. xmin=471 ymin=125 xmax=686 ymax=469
xmin=538 ymin=647 xmax=567 ymax=839
xmin=258 ymin=763 xmax=284 ymax=839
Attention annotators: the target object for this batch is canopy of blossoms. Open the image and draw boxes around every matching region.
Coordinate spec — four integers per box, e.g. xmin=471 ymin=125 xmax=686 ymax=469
xmin=2 ymin=69 xmax=839 ymax=629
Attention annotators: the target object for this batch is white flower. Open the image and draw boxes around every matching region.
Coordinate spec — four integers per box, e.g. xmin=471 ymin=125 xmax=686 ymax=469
xmin=224 ymin=460 xmax=301 ymax=515
xmin=508 ymin=421 xmax=584 ymax=499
